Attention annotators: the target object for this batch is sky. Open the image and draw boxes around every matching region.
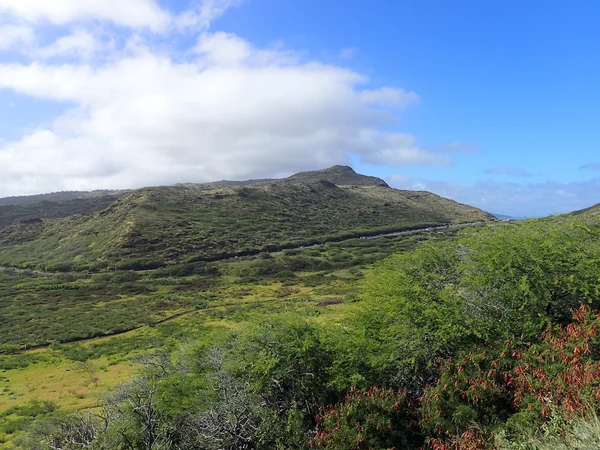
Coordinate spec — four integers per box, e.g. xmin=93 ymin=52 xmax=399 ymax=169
xmin=0 ymin=1 xmax=599 ymax=216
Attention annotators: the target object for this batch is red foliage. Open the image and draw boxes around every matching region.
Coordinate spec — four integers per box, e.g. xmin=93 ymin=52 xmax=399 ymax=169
xmin=310 ymin=386 xmax=415 ymax=449
xmin=420 ymin=303 xmax=600 ymax=449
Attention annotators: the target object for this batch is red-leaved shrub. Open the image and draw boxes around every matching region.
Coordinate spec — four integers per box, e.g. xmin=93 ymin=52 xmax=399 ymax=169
xmin=420 ymin=304 xmax=600 ymax=449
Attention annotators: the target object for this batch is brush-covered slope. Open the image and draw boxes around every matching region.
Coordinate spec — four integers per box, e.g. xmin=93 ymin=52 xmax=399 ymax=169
xmin=184 ymin=165 xmax=388 ymax=189
xmin=0 ymin=167 xmax=494 ymax=270
xmin=0 ymin=195 xmax=125 ymax=229
xmin=0 ymin=189 xmax=127 ymax=207
xmin=570 ymin=202 xmax=600 ymax=220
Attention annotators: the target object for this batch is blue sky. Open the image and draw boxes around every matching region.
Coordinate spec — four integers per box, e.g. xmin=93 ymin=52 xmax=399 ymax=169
xmin=0 ymin=0 xmax=599 ymax=216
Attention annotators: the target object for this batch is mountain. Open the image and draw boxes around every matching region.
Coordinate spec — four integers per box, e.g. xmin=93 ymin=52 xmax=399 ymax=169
xmin=0 ymin=166 xmax=495 ymax=270
xmin=283 ymin=165 xmax=389 ymax=187
xmin=0 ymin=167 xmax=382 ymax=231
xmin=183 ymin=165 xmax=388 ymax=189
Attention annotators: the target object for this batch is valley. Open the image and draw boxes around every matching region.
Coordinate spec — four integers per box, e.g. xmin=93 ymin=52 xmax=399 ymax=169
xmin=0 ymin=166 xmax=495 ymax=448
xmin=1 ymin=166 xmax=599 ymax=449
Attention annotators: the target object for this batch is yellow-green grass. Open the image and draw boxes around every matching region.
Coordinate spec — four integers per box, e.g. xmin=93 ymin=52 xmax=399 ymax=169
xmin=0 ymin=353 xmax=135 ymax=447
xmin=0 ymin=356 xmax=134 ymax=412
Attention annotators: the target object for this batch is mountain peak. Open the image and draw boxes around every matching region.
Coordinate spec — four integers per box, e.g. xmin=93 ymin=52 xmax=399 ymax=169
xmin=285 ymin=165 xmax=389 ymax=187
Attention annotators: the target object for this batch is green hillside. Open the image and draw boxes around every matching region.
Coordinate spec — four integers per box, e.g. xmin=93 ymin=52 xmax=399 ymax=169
xmin=0 ymin=195 xmax=123 ymax=230
xmin=569 ymin=201 xmax=600 ymax=219
xmin=0 ymin=190 xmax=127 ymax=207
xmin=0 ymin=166 xmax=494 ymax=270
xmin=184 ymin=164 xmax=389 ymax=188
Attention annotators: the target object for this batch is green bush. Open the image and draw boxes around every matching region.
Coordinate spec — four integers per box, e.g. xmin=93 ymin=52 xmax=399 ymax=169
xmin=311 ymin=386 xmax=420 ymax=449
xmin=347 ymin=219 xmax=600 ymax=393
xmin=116 ymin=258 xmax=165 ymax=271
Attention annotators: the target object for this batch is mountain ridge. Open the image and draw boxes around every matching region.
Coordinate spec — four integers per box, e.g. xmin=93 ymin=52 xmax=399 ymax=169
xmin=0 ymin=166 xmax=495 ymax=270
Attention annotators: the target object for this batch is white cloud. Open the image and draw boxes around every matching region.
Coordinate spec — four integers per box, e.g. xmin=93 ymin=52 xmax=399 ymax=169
xmin=31 ymin=29 xmax=99 ymax=60
xmin=0 ymin=0 xmax=171 ymax=31
xmin=0 ymin=24 xmax=34 ymax=49
xmin=0 ymin=1 xmax=468 ymax=198
xmin=365 ymin=148 xmax=452 ymax=166
xmin=360 ymin=87 xmax=419 ymax=109
xmin=386 ymin=173 xmax=414 ymax=188
xmin=194 ymin=32 xmax=297 ymax=67
xmin=485 ymin=166 xmax=532 ymax=177
xmin=430 ymin=142 xmax=479 ymax=153
xmin=580 ymin=162 xmax=600 ymax=170
xmin=175 ymin=0 xmax=241 ymax=31
xmin=339 ymin=47 xmax=358 ymax=59
xmin=0 ymin=28 xmax=436 ymax=196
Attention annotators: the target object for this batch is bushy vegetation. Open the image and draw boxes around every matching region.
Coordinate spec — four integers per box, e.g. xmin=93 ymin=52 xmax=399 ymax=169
xmin=311 ymin=386 xmax=417 ymax=449
xmin=0 ymin=227 xmax=458 ymax=350
xmin=0 ymin=194 xmax=123 ymax=229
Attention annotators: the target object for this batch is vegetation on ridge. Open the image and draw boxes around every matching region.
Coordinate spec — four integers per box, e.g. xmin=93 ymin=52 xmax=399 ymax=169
xmin=0 ymin=167 xmax=494 ymax=271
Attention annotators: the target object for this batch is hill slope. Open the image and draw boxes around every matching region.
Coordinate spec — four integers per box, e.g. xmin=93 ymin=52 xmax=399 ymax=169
xmin=283 ymin=165 xmax=389 ymax=187
xmin=0 ymin=195 xmax=125 ymax=229
xmin=569 ymin=202 xmax=600 ymax=220
xmin=0 ymin=189 xmax=127 ymax=207
xmin=0 ymin=167 xmax=494 ymax=270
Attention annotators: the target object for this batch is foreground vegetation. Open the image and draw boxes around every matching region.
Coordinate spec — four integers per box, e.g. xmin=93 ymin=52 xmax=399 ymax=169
xmin=5 ymin=216 xmax=600 ymax=449
xmin=0 ymin=225 xmax=462 ymax=447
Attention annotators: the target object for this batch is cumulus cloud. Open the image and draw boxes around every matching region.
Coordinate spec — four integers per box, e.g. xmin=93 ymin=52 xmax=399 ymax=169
xmin=365 ymin=148 xmax=452 ymax=166
xmin=339 ymin=47 xmax=358 ymax=59
xmin=0 ymin=24 xmax=34 ymax=49
xmin=0 ymin=0 xmax=171 ymax=31
xmin=358 ymin=133 xmax=452 ymax=166
xmin=430 ymin=142 xmax=479 ymax=153
xmin=0 ymin=0 xmax=460 ymax=197
xmin=485 ymin=166 xmax=532 ymax=177
xmin=386 ymin=173 xmax=413 ymax=188
xmin=175 ymin=0 xmax=242 ymax=31
xmin=31 ymin=29 xmax=99 ymax=60
xmin=359 ymin=87 xmax=420 ymax=109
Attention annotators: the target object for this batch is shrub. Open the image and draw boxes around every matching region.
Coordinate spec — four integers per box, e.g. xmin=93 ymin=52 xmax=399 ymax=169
xmin=311 ymin=386 xmax=421 ymax=449
xmin=420 ymin=303 xmax=600 ymax=448
xmin=116 ymin=258 xmax=165 ymax=271
xmin=354 ymin=219 xmax=600 ymax=394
